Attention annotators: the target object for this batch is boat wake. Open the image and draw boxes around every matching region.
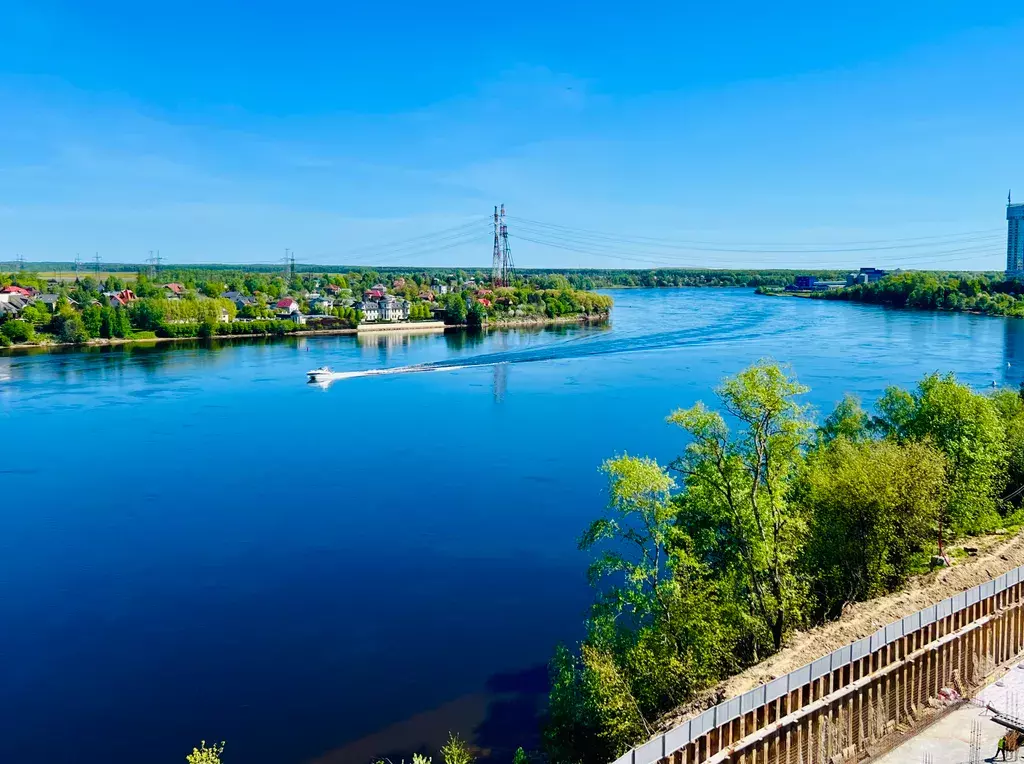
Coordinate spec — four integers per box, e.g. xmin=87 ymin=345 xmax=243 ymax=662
xmin=310 ymin=364 xmax=470 ymax=385
xmin=310 ymin=313 xmax=796 ymax=386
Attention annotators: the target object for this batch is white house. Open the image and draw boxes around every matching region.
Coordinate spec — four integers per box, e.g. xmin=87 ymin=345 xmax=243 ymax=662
xmin=356 ymin=296 xmax=409 ymax=322
xmin=355 ymin=300 xmax=380 ymax=322
xmin=379 ymin=295 xmax=410 ymax=321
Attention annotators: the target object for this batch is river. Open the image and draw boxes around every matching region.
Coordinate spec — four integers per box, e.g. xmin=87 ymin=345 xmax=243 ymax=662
xmin=2 ymin=288 xmax=1022 ymax=764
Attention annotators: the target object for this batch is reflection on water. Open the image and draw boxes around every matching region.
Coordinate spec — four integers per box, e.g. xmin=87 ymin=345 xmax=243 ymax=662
xmin=493 ymin=363 xmax=508 ymax=404
xmin=1005 ymin=319 xmax=1024 ymax=388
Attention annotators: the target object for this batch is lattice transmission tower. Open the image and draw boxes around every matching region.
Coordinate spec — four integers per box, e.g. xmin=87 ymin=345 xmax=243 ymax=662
xmin=491 ymin=204 xmax=516 ymax=287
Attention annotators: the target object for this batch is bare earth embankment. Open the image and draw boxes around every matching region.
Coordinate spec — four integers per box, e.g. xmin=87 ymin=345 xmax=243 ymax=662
xmin=654 ymin=530 xmax=1024 ymax=734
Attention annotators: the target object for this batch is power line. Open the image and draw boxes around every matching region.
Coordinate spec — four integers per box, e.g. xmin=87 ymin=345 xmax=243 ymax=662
xmin=512 ymin=218 xmax=1003 ymax=255
xmin=511 ymin=231 xmax=1004 ymax=270
xmin=295 ymin=227 xmax=489 ymax=267
xmin=507 ymin=215 xmax=1004 ymax=251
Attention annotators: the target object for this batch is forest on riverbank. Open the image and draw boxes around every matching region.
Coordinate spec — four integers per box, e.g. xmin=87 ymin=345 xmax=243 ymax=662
xmin=775 ymin=271 xmax=1024 ymax=318
xmin=543 ymin=363 xmax=1024 ymax=763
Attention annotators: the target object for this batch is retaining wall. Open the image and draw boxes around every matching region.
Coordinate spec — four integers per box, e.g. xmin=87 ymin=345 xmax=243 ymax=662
xmin=614 ymin=565 xmax=1024 ymax=764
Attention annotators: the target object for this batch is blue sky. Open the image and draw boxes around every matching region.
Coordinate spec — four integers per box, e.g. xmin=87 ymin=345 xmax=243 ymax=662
xmin=1 ymin=1 xmax=1023 ymax=269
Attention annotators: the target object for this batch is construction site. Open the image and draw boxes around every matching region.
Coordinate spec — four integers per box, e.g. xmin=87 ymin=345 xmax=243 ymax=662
xmin=613 ymin=533 xmax=1024 ymax=764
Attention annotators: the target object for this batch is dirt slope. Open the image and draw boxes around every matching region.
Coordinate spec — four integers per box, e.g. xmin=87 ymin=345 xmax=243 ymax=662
xmin=654 ymin=530 xmax=1024 ymax=734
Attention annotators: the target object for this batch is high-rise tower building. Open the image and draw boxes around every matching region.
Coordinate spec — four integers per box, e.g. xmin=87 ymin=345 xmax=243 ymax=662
xmin=1008 ymin=197 xmax=1024 ymax=277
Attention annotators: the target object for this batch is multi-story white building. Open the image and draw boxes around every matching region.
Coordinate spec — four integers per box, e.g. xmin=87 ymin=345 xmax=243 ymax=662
xmin=355 ymin=296 xmax=410 ymax=322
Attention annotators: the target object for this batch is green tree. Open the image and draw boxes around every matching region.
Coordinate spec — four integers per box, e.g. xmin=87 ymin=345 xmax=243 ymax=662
xmin=81 ymin=304 xmax=103 ymax=338
xmin=0 ymin=320 xmax=35 ymax=343
xmin=130 ymin=298 xmax=166 ymax=331
xmin=991 ymin=389 xmax=1024 ymax=507
xmin=545 ymin=638 xmax=651 ymax=764
xmin=99 ymin=306 xmax=114 ymax=338
xmin=186 ymin=740 xmax=225 ymax=764
xmin=445 ymin=296 xmax=468 ymax=325
xmin=798 ymin=438 xmax=946 ymax=617
xmin=546 ymin=457 xmax=733 ymax=764
xmin=112 ymin=306 xmax=132 ymax=338
xmin=57 ymin=314 xmax=89 ymax=344
xmin=668 ymin=361 xmax=811 ymax=652
xmin=874 ymin=373 xmax=1006 ymax=534
xmin=19 ymin=302 xmax=50 ymax=326
xmin=467 ymin=301 xmax=487 ymax=327
xmin=817 ymin=394 xmax=871 ymax=446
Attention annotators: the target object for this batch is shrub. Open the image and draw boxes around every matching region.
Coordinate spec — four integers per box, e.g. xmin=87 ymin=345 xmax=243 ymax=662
xmin=186 ymin=740 xmax=225 ymax=764
xmin=157 ymin=322 xmax=200 ymax=338
xmin=440 ymin=733 xmax=475 ymax=764
xmin=1 ymin=320 xmax=35 ymax=343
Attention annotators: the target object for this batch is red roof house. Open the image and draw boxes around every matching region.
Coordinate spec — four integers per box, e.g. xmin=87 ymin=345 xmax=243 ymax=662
xmin=108 ymin=289 xmax=137 ymax=307
xmin=163 ymin=282 xmax=185 ymax=295
xmin=276 ymin=298 xmax=299 ymax=311
xmin=1 ymin=285 xmax=32 ymax=297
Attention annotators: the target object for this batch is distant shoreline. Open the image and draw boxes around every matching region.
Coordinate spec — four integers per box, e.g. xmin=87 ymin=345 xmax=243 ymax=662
xmin=758 ymin=289 xmax=1024 ymax=319
xmin=0 ymin=313 xmax=610 ymax=354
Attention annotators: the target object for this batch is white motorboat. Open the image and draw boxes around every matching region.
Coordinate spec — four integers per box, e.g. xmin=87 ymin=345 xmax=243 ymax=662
xmin=307 ymin=366 xmax=335 ymax=383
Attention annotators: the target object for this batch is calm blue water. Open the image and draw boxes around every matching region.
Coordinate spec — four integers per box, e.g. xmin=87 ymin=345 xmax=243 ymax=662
xmin=2 ymin=289 xmax=1023 ymax=764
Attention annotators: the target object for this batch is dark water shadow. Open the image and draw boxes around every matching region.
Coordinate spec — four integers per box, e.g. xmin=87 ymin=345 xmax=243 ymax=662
xmin=472 ymin=664 xmax=548 ymax=758
xmin=309 ymin=664 xmax=549 ymax=764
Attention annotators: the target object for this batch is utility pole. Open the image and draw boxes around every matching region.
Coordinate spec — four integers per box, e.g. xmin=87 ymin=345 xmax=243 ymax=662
xmin=74 ymin=254 xmax=81 ymax=280
xmin=283 ymin=248 xmax=292 ymax=280
xmin=15 ymin=253 xmax=25 ymax=272
xmin=94 ymin=252 xmax=101 ymax=274
xmin=147 ymin=250 xmax=156 ymax=279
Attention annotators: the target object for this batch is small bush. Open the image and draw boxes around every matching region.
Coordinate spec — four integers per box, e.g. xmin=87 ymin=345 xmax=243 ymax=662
xmin=440 ymin=733 xmax=474 ymax=764
xmin=157 ymin=322 xmax=200 ymax=338
xmin=1 ymin=320 xmax=35 ymax=343
xmin=186 ymin=740 xmax=225 ymax=764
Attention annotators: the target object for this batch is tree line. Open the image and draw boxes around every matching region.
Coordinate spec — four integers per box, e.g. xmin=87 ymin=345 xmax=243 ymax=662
xmin=544 ymin=362 xmax=1024 ymax=763
xmin=799 ymin=272 xmax=1024 ymax=317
